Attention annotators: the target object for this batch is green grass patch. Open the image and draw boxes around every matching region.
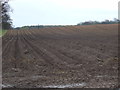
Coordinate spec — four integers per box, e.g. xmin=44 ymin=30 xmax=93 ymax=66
xmin=0 ymin=30 xmax=7 ymax=36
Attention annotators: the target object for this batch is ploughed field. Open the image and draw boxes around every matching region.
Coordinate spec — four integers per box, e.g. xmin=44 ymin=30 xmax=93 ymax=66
xmin=2 ymin=24 xmax=118 ymax=88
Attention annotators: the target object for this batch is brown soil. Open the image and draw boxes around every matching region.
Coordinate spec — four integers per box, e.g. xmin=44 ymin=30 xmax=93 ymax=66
xmin=2 ymin=24 xmax=118 ymax=88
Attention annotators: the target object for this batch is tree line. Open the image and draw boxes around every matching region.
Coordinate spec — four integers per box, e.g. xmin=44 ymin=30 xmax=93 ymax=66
xmin=15 ymin=25 xmax=68 ymax=30
xmin=77 ymin=18 xmax=120 ymax=25
xmin=15 ymin=18 xmax=120 ymax=30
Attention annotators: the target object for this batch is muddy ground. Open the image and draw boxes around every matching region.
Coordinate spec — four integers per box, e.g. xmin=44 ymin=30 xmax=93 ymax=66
xmin=2 ymin=24 xmax=118 ymax=88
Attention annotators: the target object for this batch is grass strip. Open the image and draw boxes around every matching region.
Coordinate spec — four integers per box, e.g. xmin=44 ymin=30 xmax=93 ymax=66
xmin=0 ymin=30 xmax=7 ymax=36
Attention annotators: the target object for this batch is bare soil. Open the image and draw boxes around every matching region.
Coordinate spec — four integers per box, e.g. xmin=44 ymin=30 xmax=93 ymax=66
xmin=2 ymin=24 xmax=118 ymax=88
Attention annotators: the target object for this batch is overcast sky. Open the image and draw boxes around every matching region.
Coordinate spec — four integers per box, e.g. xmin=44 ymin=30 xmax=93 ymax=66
xmin=9 ymin=0 xmax=119 ymax=27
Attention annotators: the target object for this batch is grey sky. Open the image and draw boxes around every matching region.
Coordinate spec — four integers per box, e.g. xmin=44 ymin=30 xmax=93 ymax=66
xmin=9 ymin=0 xmax=119 ymax=27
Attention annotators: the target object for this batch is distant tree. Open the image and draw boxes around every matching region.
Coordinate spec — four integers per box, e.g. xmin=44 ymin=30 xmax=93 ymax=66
xmin=101 ymin=19 xmax=110 ymax=24
xmin=1 ymin=0 xmax=12 ymax=29
xmin=77 ymin=18 xmax=119 ymax=25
